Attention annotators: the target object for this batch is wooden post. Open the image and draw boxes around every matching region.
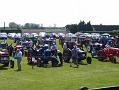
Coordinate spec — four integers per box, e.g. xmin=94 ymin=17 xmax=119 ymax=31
xmin=4 ymin=22 xmax=5 ymax=30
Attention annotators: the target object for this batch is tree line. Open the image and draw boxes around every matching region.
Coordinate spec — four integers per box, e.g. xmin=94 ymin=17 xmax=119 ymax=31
xmin=8 ymin=22 xmax=59 ymax=29
xmin=9 ymin=22 xmax=44 ymax=29
xmin=65 ymin=21 xmax=93 ymax=33
xmin=8 ymin=22 xmax=119 ymax=32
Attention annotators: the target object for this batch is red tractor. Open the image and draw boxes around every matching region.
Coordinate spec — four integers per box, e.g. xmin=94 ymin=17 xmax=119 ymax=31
xmin=0 ymin=50 xmax=9 ymax=66
xmin=97 ymin=47 xmax=119 ymax=63
xmin=0 ymin=49 xmax=14 ymax=68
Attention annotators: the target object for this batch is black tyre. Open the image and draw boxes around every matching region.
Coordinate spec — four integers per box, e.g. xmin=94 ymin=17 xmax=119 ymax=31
xmin=4 ymin=62 xmax=9 ymax=67
xmin=109 ymin=56 xmax=116 ymax=63
xmin=87 ymin=57 xmax=92 ymax=64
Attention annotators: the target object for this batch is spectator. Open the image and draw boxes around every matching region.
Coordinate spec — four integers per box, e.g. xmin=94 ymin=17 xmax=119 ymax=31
xmin=57 ymin=50 xmax=63 ymax=66
xmin=70 ymin=45 xmax=79 ymax=68
xmin=7 ymin=43 xmax=14 ymax=56
xmin=14 ymin=49 xmax=22 ymax=71
xmin=63 ymin=48 xmax=72 ymax=63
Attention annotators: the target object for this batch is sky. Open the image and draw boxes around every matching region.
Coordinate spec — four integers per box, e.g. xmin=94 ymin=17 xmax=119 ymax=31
xmin=0 ymin=0 xmax=119 ymax=27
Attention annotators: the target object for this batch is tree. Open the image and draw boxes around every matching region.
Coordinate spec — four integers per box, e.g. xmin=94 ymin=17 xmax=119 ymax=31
xmin=24 ymin=23 xmax=31 ymax=29
xmin=23 ymin=23 xmax=40 ymax=29
xmin=86 ymin=21 xmax=93 ymax=31
xmin=17 ymin=24 xmax=22 ymax=30
xmin=65 ymin=24 xmax=78 ymax=33
xmin=65 ymin=21 xmax=93 ymax=33
xmin=77 ymin=21 xmax=86 ymax=32
xmin=9 ymin=22 xmax=18 ymax=29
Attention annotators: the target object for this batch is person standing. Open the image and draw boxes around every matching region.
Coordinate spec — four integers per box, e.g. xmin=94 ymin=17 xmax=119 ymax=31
xmin=57 ymin=50 xmax=63 ymax=66
xmin=8 ymin=44 xmax=14 ymax=56
xmin=70 ymin=45 xmax=79 ymax=68
xmin=14 ymin=49 xmax=22 ymax=71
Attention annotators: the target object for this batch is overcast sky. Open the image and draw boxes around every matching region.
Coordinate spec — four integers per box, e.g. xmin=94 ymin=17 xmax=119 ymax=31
xmin=0 ymin=0 xmax=119 ymax=27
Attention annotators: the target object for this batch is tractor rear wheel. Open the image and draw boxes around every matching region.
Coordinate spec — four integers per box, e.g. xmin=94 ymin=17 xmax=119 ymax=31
xmin=87 ymin=57 xmax=92 ymax=64
xmin=4 ymin=62 xmax=9 ymax=67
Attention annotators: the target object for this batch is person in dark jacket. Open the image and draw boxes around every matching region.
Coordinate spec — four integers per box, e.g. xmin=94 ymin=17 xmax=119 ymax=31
xmin=63 ymin=48 xmax=72 ymax=63
xmin=7 ymin=44 xmax=14 ymax=56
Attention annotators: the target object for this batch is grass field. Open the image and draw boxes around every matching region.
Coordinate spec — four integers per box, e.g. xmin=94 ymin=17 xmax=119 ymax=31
xmin=0 ymin=39 xmax=119 ymax=90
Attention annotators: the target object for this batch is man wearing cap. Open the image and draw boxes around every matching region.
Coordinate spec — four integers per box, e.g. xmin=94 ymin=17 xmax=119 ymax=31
xmin=15 ymin=49 xmax=22 ymax=71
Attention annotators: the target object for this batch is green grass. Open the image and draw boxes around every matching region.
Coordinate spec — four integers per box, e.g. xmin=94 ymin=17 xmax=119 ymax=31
xmin=0 ymin=39 xmax=119 ymax=90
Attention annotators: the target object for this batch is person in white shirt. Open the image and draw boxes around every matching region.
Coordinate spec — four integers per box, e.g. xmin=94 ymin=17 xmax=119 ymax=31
xmin=15 ymin=49 xmax=22 ymax=71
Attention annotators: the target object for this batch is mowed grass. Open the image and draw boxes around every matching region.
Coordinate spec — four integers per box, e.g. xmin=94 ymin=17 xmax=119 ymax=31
xmin=0 ymin=39 xmax=119 ymax=90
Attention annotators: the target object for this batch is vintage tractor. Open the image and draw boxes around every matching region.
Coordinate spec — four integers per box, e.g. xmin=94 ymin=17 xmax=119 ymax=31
xmin=97 ymin=47 xmax=119 ymax=63
xmin=77 ymin=35 xmax=91 ymax=50
xmin=90 ymin=43 xmax=102 ymax=57
xmin=21 ymin=41 xmax=32 ymax=56
xmin=77 ymin=49 xmax=87 ymax=61
xmin=77 ymin=48 xmax=91 ymax=64
xmin=0 ymin=49 xmax=14 ymax=68
xmin=0 ymin=41 xmax=8 ymax=49
xmin=21 ymin=41 xmax=31 ymax=49
xmin=44 ymin=38 xmax=54 ymax=46
xmin=64 ymin=34 xmax=77 ymax=49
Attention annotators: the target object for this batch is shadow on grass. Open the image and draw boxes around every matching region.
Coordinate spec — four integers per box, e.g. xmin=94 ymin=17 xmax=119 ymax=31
xmin=70 ymin=65 xmax=79 ymax=68
xmin=112 ymin=62 xmax=119 ymax=64
xmin=102 ymin=60 xmax=110 ymax=62
xmin=0 ymin=65 xmax=8 ymax=70
xmin=27 ymin=63 xmax=63 ymax=69
xmin=80 ymin=63 xmax=88 ymax=65
xmin=14 ymin=70 xmax=22 ymax=72
xmin=98 ymin=59 xmax=119 ymax=64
